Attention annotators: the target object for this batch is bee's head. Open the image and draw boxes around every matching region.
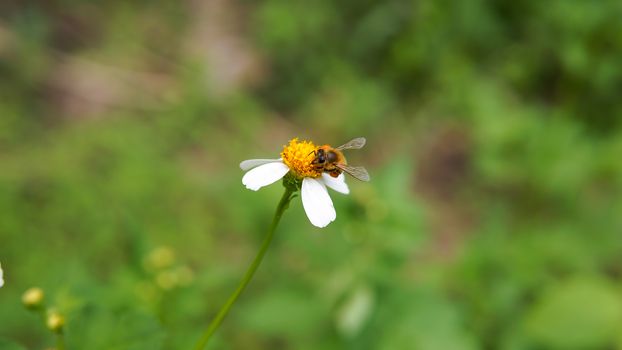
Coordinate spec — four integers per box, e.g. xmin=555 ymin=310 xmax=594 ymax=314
xmin=315 ymin=148 xmax=326 ymax=163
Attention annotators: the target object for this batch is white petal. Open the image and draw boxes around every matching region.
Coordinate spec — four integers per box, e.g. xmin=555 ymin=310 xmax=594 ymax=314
xmin=321 ymin=173 xmax=350 ymax=194
xmin=242 ymin=162 xmax=289 ymax=191
xmin=240 ymin=158 xmax=283 ymax=171
xmin=301 ymin=177 xmax=336 ymax=228
xmin=0 ymin=263 xmax=3 ymax=288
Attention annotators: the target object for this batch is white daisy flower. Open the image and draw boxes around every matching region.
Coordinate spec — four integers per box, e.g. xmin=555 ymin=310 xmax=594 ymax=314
xmin=241 ymin=138 xmax=368 ymax=228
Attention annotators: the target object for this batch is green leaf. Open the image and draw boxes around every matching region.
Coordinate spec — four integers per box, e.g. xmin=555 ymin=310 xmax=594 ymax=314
xmin=524 ymin=278 xmax=622 ymax=349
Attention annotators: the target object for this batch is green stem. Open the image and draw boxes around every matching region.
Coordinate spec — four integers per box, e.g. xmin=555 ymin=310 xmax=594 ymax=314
xmin=56 ymin=332 xmax=66 ymax=350
xmin=194 ymin=188 xmax=294 ymax=350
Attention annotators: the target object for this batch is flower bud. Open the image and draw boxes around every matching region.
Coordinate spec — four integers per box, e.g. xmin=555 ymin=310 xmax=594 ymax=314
xmin=46 ymin=310 xmax=65 ymax=333
xmin=156 ymin=270 xmax=177 ymax=290
xmin=143 ymin=246 xmax=175 ymax=271
xmin=22 ymin=287 xmax=45 ymax=309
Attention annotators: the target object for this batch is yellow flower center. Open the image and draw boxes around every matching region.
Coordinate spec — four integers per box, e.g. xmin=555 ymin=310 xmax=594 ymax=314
xmin=281 ymin=138 xmax=322 ymax=178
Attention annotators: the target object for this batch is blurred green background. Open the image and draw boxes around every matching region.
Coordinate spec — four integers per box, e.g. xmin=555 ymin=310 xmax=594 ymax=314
xmin=2 ymin=1 xmax=622 ymax=349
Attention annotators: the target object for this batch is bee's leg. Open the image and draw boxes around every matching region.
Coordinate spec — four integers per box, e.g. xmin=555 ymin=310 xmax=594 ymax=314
xmin=329 ymin=170 xmax=341 ymax=178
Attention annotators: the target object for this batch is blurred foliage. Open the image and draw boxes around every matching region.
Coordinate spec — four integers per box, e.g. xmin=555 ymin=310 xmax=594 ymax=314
xmin=1 ymin=0 xmax=622 ymax=349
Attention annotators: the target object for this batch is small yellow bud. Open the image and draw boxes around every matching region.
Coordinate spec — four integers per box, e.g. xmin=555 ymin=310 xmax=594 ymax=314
xmin=156 ymin=270 xmax=177 ymax=290
xmin=154 ymin=266 xmax=195 ymax=290
xmin=22 ymin=287 xmax=45 ymax=308
xmin=143 ymin=246 xmax=176 ymax=271
xmin=46 ymin=310 xmax=65 ymax=333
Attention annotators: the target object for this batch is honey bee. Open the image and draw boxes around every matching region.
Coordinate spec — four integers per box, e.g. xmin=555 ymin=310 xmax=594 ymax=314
xmin=311 ymin=137 xmax=370 ymax=182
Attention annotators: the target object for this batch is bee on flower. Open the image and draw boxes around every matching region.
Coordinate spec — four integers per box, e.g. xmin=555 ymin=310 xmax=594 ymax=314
xmin=240 ymin=137 xmax=369 ymax=228
xmin=198 ymin=138 xmax=369 ymax=347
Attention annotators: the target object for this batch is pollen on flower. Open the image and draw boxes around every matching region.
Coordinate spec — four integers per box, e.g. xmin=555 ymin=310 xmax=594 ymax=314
xmin=281 ymin=138 xmax=322 ymax=178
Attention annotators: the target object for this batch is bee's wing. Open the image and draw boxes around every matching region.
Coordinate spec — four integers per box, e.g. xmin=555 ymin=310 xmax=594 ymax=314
xmin=240 ymin=158 xmax=282 ymax=171
xmin=335 ymin=137 xmax=366 ymax=151
xmin=336 ymin=164 xmax=370 ymax=182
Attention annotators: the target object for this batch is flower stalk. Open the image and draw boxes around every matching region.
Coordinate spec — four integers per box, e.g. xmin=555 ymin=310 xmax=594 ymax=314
xmin=194 ymin=187 xmax=295 ymax=350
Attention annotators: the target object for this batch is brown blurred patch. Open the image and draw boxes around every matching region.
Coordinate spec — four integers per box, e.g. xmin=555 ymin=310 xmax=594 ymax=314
xmin=45 ymin=57 xmax=174 ymax=119
xmin=415 ymin=125 xmax=472 ymax=200
xmin=185 ymin=0 xmax=265 ymax=96
xmin=47 ymin=4 xmax=103 ymax=52
xmin=414 ymin=124 xmax=475 ymax=260
xmin=4 ymin=0 xmax=265 ymax=120
xmin=0 ymin=23 xmax=15 ymax=56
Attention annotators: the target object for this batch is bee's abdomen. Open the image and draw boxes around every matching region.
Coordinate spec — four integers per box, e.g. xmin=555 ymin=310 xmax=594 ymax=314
xmin=329 ymin=169 xmax=342 ymax=178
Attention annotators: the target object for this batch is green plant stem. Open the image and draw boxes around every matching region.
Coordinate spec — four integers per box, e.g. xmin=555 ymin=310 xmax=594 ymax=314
xmin=194 ymin=188 xmax=294 ymax=350
xmin=56 ymin=333 xmax=66 ymax=350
